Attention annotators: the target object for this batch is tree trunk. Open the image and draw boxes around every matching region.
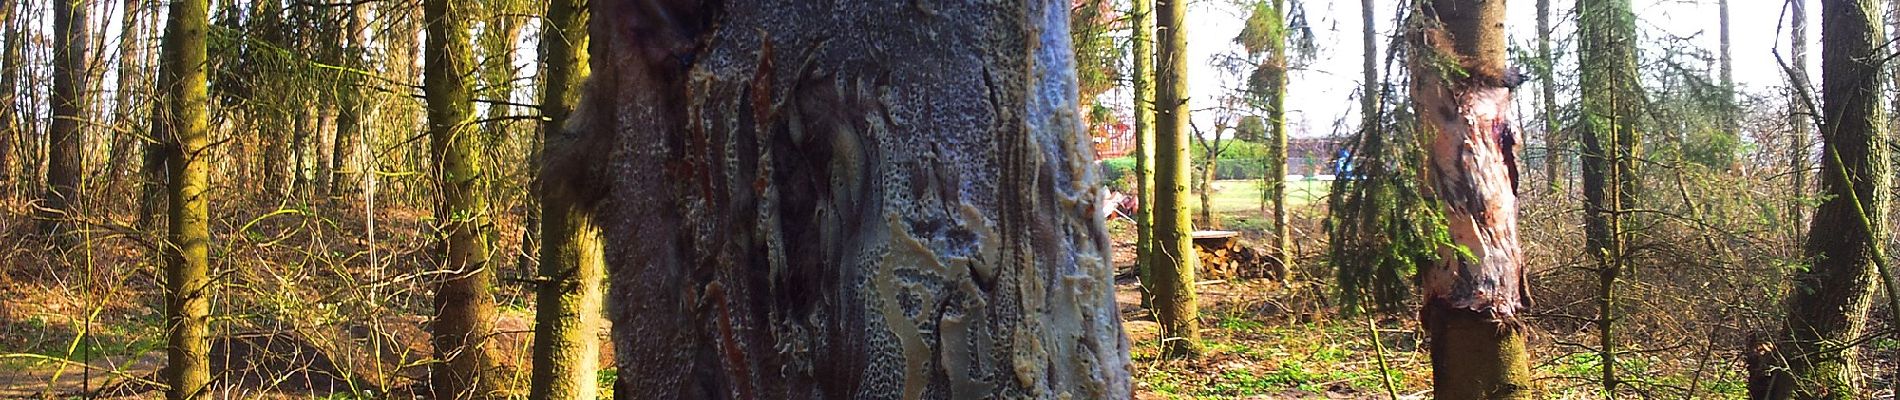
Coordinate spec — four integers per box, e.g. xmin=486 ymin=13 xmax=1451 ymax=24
xmin=1199 ymin=155 xmax=1215 ymax=227
xmin=155 ymin=0 xmax=211 ymax=397
xmin=426 ymin=0 xmax=504 ymax=397
xmin=1154 ymin=0 xmax=1202 ymax=359
xmin=41 ymin=0 xmax=91 ymax=241
xmin=526 ymin=0 xmax=597 ymax=397
xmin=0 ymin=0 xmax=16 ymax=194
xmin=1578 ymin=0 xmax=1642 ymax=393
xmin=1409 ymin=1 xmax=1533 ymax=398
xmin=1789 ymin=0 xmax=1811 ymax=245
xmin=564 ymin=0 xmax=1133 ymax=396
xmin=1264 ymin=0 xmax=1293 ymax=283
xmin=1537 ymin=0 xmax=1560 ymax=193
xmin=103 ymin=0 xmax=141 ymax=196
xmin=1131 ymin=0 xmax=1157 ymax=307
xmin=1758 ymin=1 xmax=1888 ymax=398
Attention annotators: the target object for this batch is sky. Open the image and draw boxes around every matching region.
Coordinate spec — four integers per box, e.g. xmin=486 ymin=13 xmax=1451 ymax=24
xmin=1161 ymin=0 xmax=1825 ymax=138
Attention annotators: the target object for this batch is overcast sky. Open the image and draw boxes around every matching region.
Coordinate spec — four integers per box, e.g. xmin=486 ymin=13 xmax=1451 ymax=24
xmin=1153 ymin=0 xmax=1825 ymax=138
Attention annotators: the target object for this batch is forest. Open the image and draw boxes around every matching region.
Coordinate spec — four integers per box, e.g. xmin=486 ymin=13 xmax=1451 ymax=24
xmin=0 ymin=0 xmax=1895 ymax=399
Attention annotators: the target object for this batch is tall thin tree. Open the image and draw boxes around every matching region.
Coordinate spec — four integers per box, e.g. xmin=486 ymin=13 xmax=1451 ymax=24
xmin=1538 ymin=0 xmax=1561 ymax=193
xmin=1788 ymin=0 xmax=1811 ymax=244
xmin=154 ymin=0 xmax=211 ymax=397
xmin=425 ymin=0 xmax=505 ymax=396
xmin=1155 ymin=0 xmax=1203 ymax=358
xmin=526 ymin=0 xmax=599 ymax=397
xmin=1131 ymin=0 xmax=1157 ymax=305
xmin=1578 ymin=0 xmax=1643 ymax=392
xmin=1409 ymin=0 xmax=1534 ymax=397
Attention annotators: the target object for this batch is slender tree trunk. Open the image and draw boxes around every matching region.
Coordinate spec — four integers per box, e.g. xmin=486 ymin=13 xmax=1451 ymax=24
xmin=1265 ymin=0 xmax=1292 ymax=283
xmin=571 ymin=1 xmax=1133 ymax=397
xmin=1719 ymin=0 xmax=1735 ymax=139
xmin=41 ymin=0 xmax=92 ymax=241
xmin=426 ymin=0 xmax=504 ymax=397
xmin=155 ymin=0 xmax=211 ymax=397
xmin=1131 ymin=0 xmax=1157 ymax=306
xmin=102 ymin=0 xmax=139 ymax=196
xmin=0 ymin=0 xmax=16 ymax=193
xmin=1200 ymin=151 xmax=1215 ymax=227
xmin=1155 ymin=0 xmax=1202 ymax=358
xmin=1410 ymin=1 xmax=1533 ymax=398
xmin=1789 ymin=0 xmax=1811 ymax=245
xmin=1578 ymin=0 xmax=1642 ymax=393
xmin=1759 ymin=1 xmax=1888 ymax=398
xmin=1538 ymin=0 xmax=1561 ymax=193
xmin=526 ymin=0 xmax=597 ymax=397
xmin=1360 ymin=0 xmax=1377 ymax=141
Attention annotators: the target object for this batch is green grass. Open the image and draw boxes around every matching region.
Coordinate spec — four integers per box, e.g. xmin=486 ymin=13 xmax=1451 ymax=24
xmin=1189 ymin=179 xmax=1328 ymax=232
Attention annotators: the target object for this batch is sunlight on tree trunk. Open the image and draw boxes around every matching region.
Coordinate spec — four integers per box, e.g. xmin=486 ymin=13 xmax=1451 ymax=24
xmin=526 ymin=0 xmax=598 ymax=397
xmin=426 ymin=0 xmax=505 ymax=396
xmin=1155 ymin=0 xmax=1204 ymax=359
xmin=155 ymin=0 xmax=212 ymax=397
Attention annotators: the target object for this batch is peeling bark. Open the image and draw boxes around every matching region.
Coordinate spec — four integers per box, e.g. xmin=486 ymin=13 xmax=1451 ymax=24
xmin=1409 ymin=0 xmax=1533 ymax=398
xmin=565 ymin=0 xmax=1132 ymax=397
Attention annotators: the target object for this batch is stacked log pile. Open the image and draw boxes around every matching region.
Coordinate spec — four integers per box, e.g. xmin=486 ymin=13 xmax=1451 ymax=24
xmin=1192 ymin=230 xmax=1278 ymax=280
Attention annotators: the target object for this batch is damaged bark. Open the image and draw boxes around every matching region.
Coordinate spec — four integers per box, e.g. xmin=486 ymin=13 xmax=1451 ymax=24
xmin=559 ymin=0 xmax=1133 ymax=397
xmin=1408 ymin=0 xmax=1534 ymax=398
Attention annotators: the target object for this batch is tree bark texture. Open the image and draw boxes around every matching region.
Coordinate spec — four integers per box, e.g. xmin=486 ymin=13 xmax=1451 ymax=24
xmin=426 ymin=0 xmax=505 ymax=397
xmin=526 ymin=0 xmax=599 ymax=397
xmin=0 ymin=0 xmax=16 ymax=190
xmin=1578 ymin=0 xmax=1642 ymax=393
xmin=1761 ymin=0 xmax=1888 ymax=398
xmin=1409 ymin=0 xmax=1533 ymax=398
xmin=155 ymin=0 xmax=211 ymax=397
xmin=41 ymin=0 xmax=90 ymax=239
xmin=559 ymin=0 xmax=1133 ymax=397
xmin=1153 ymin=0 xmax=1203 ymax=359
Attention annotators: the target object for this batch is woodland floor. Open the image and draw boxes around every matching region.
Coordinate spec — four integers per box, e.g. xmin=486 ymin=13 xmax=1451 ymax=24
xmin=0 ymin=181 xmax=1895 ymax=399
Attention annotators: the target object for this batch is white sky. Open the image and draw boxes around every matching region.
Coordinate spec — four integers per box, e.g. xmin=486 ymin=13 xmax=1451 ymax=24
xmin=1161 ymin=0 xmax=1825 ymax=138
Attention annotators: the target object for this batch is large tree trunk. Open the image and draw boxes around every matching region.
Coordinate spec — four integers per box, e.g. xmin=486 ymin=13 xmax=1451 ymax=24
xmin=1578 ymin=0 xmax=1642 ymax=394
xmin=1409 ymin=1 xmax=1533 ymax=398
xmin=154 ymin=0 xmax=211 ymax=397
xmin=1131 ymin=0 xmax=1157 ymax=307
xmin=1759 ymin=1 xmax=1888 ymax=398
xmin=526 ymin=0 xmax=598 ymax=397
xmin=41 ymin=0 xmax=91 ymax=241
xmin=563 ymin=0 xmax=1133 ymax=397
xmin=1154 ymin=0 xmax=1203 ymax=359
xmin=425 ymin=0 xmax=505 ymax=397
